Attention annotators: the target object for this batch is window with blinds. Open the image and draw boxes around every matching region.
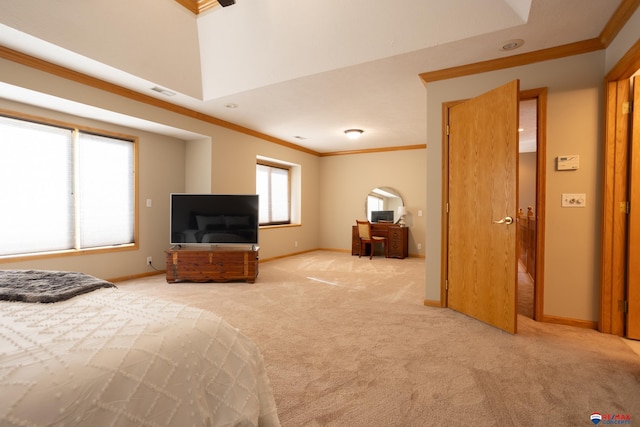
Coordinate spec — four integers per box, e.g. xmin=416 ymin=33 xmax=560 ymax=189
xmin=0 ymin=114 xmax=136 ymax=258
xmin=256 ymin=162 xmax=290 ymax=225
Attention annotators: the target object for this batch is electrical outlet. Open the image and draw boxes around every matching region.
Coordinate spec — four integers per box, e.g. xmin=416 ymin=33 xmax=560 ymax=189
xmin=417 ymin=243 xmax=422 ymax=250
xmin=294 ymin=241 xmax=298 ymax=247
xmin=147 ymin=256 xmax=153 ymax=266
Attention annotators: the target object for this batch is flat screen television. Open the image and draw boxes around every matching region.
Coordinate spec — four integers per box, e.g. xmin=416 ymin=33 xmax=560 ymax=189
xmin=371 ymin=210 xmax=394 ymax=223
xmin=170 ymin=194 xmax=259 ymax=246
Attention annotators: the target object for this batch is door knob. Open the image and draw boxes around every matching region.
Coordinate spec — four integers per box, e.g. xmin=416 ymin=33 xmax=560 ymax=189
xmin=493 ymin=216 xmax=513 ymax=225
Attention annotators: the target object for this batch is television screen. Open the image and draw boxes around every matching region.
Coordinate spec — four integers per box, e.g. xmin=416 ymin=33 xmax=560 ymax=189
xmin=371 ymin=210 xmax=394 ymax=223
xmin=170 ymin=194 xmax=259 ymax=245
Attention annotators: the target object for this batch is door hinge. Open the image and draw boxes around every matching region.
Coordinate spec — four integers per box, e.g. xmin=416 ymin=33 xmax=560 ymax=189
xmin=445 ymin=279 xmax=449 ymax=291
xmin=446 ymin=202 xmax=449 ymax=213
xmin=620 ymin=300 xmax=628 ymax=313
xmin=621 ymin=201 xmax=630 ymax=214
xmin=446 ymin=124 xmax=450 ymax=136
xmin=623 ymin=101 xmax=633 ymax=114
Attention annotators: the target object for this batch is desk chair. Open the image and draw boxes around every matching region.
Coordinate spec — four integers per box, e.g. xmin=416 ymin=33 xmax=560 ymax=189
xmin=356 ymin=220 xmax=387 ymax=259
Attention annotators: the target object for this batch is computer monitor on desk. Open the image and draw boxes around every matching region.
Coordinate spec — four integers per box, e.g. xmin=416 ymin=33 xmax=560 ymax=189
xmin=371 ymin=210 xmax=394 ymax=223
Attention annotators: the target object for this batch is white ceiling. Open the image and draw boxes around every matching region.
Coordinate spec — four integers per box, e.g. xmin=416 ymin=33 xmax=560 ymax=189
xmin=0 ymin=0 xmax=624 ymax=153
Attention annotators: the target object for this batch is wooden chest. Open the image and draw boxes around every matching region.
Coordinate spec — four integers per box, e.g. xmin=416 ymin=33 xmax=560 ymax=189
xmin=165 ymin=247 xmax=259 ymax=283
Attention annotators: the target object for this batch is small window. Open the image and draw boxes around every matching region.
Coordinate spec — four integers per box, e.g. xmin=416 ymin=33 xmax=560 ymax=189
xmin=0 ymin=113 xmax=136 ymax=259
xmin=256 ymin=161 xmax=291 ymax=225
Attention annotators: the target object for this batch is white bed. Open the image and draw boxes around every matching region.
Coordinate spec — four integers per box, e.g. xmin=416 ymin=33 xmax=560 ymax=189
xmin=0 ymin=282 xmax=280 ymax=426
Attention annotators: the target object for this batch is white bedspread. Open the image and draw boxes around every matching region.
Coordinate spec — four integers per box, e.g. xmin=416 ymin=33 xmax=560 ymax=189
xmin=0 ymin=288 xmax=280 ymax=427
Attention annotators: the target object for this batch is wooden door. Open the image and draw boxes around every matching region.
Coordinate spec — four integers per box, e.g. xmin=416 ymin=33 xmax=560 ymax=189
xmin=446 ymin=80 xmax=519 ymax=334
xmin=627 ymin=77 xmax=640 ymax=339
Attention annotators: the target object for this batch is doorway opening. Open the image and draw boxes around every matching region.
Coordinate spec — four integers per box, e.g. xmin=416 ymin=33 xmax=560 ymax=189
xmin=517 ymin=98 xmax=537 ymax=319
xmin=516 ymin=96 xmax=538 ymax=319
xmin=518 ymin=88 xmax=547 ymax=322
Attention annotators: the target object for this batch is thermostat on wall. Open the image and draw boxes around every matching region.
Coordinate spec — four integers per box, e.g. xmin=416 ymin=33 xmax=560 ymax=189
xmin=556 ymin=155 xmax=579 ymax=171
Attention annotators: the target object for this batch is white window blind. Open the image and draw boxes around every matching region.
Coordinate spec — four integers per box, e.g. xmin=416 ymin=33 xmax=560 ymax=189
xmin=0 ymin=115 xmax=135 ymax=257
xmin=77 ymin=132 xmax=134 ymax=248
xmin=256 ymin=163 xmax=290 ymax=225
xmin=0 ymin=117 xmax=74 ymax=255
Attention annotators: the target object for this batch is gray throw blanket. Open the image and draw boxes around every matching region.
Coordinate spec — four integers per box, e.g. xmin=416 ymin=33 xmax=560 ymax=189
xmin=0 ymin=270 xmax=116 ymax=303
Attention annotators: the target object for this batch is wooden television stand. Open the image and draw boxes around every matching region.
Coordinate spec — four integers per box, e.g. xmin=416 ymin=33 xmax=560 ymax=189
xmin=165 ymin=246 xmax=259 ymax=283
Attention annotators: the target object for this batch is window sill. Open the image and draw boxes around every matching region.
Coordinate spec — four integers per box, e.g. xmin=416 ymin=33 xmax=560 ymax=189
xmin=259 ymin=223 xmax=301 ymax=230
xmin=0 ymin=243 xmax=137 ymax=263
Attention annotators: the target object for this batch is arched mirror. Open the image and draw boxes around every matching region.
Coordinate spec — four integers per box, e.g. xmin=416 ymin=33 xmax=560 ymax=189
xmin=366 ymin=187 xmax=404 ymax=223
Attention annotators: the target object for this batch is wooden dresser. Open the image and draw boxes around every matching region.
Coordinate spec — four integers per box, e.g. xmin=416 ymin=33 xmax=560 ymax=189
xmin=165 ymin=246 xmax=259 ymax=283
xmin=352 ymin=223 xmax=409 ymax=259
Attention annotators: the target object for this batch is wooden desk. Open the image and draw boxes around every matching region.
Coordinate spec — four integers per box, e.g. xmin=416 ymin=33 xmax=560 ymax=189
xmin=352 ymin=223 xmax=409 ymax=259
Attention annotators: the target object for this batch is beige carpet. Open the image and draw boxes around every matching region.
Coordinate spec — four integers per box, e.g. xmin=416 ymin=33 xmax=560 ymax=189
xmin=117 ymin=250 xmax=640 ymax=426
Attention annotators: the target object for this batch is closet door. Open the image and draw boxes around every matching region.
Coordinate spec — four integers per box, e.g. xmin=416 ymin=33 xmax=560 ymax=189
xmin=627 ymin=77 xmax=640 ymax=339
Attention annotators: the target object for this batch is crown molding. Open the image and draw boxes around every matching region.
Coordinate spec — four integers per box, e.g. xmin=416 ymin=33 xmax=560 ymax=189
xmin=0 ymin=45 xmax=320 ymax=156
xmin=420 ymin=38 xmax=605 ymax=84
xmin=599 ymin=0 xmax=640 ymax=47
xmin=420 ymin=0 xmax=639 ymax=85
xmin=174 ymin=0 xmax=218 ymax=14
xmin=319 ymin=144 xmax=427 ymax=157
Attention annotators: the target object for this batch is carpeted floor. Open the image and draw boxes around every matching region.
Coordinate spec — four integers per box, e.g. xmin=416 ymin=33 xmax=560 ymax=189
xmin=117 ymin=250 xmax=640 ymax=426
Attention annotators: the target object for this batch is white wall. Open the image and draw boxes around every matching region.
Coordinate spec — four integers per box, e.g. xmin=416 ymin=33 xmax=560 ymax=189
xmin=425 ymin=51 xmax=605 ymax=322
xmin=185 ymin=138 xmax=213 ymax=193
xmin=0 ymin=0 xmax=203 ymax=98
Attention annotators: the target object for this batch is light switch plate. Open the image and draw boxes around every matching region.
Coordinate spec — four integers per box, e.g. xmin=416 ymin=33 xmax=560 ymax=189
xmin=562 ymin=193 xmax=586 ymax=207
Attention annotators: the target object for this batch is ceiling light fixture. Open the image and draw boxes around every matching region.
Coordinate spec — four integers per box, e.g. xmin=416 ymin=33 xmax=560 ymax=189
xmin=501 ymin=39 xmax=524 ymax=51
xmin=225 ymin=103 xmax=238 ymax=109
xmin=344 ymin=129 xmax=364 ymax=139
